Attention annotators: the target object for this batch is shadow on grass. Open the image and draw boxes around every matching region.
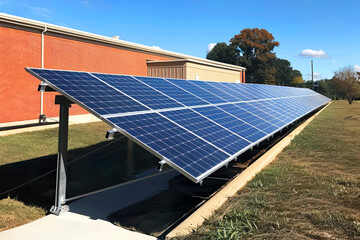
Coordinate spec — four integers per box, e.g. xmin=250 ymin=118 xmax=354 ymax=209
xmin=0 ymin=138 xmax=159 ymax=210
xmin=107 ymin=127 xmax=298 ymax=237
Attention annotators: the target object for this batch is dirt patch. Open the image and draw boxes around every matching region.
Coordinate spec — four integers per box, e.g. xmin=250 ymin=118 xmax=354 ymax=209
xmin=344 ymin=115 xmax=360 ymax=120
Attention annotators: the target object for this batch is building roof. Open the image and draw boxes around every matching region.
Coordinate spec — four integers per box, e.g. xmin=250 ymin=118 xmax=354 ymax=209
xmin=0 ymin=13 xmax=245 ymax=71
xmin=147 ymin=59 xmax=244 ymax=72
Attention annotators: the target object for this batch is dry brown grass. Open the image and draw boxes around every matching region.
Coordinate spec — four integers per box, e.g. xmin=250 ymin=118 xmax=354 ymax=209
xmin=180 ymin=101 xmax=360 ymax=240
xmin=0 ymin=197 xmax=45 ymax=232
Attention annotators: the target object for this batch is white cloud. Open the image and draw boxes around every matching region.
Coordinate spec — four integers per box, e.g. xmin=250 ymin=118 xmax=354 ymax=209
xmin=152 ymin=46 xmax=161 ymax=50
xmin=207 ymin=43 xmax=216 ymax=54
xmin=307 ymin=72 xmax=322 ymax=80
xmin=30 ymin=7 xmax=51 ymax=17
xmin=299 ymin=49 xmax=329 ymax=59
xmin=354 ymin=65 xmax=360 ymax=72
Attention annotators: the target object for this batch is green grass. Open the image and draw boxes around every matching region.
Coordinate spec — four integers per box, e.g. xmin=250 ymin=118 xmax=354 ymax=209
xmin=0 ymin=121 xmax=110 ymax=166
xmin=0 ymin=121 xmax=111 ymax=231
xmin=180 ymin=101 xmax=360 ymax=240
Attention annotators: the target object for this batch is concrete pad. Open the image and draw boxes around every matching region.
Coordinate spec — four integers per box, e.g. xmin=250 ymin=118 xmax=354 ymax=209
xmin=69 ymin=170 xmax=180 ymax=220
xmin=0 ymin=212 xmax=155 ymax=240
xmin=0 ymin=170 xmax=180 ymax=239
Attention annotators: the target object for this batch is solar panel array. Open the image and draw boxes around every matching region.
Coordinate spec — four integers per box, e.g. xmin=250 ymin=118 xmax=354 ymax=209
xmin=27 ymin=68 xmax=330 ymax=183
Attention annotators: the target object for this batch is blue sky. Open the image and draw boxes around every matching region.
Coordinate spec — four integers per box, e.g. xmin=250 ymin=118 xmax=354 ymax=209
xmin=1 ymin=0 xmax=359 ymax=80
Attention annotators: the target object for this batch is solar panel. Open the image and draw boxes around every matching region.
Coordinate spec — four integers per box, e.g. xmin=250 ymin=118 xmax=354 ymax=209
xmin=27 ymin=67 xmax=330 ymax=183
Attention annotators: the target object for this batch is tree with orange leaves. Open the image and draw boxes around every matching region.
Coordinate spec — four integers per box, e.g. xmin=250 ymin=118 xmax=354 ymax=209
xmin=230 ymin=28 xmax=279 ymax=84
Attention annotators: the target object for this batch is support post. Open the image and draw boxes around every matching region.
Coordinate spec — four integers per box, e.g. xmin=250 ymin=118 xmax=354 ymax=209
xmin=50 ymin=95 xmax=72 ymax=215
xmin=126 ymin=139 xmax=134 ymax=179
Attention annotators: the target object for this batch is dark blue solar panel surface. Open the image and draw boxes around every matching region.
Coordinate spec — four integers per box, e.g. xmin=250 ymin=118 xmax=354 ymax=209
xmin=92 ymin=73 xmax=182 ymax=110
xmin=236 ymin=102 xmax=287 ymax=129
xmin=218 ymin=103 xmax=279 ymax=134
xmin=28 ymin=69 xmax=149 ymax=115
xmin=191 ymin=81 xmax=240 ymax=102
xmin=107 ymin=112 xmax=230 ymax=179
xmin=193 ymin=106 xmax=267 ymax=143
xmin=27 ymin=67 xmax=330 ymax=183
xmin=134 ymin=76 xmax=208 ymax=106
xmin=167 ymin=78 xmax=226 ymax=104
xmin=260 ymin=100 xmax=298 ymax=121
xmin=249 ymin=101 xmax=290 ymax=123
xmin=161 ymin=109 xmax=251 ymax=155
xmin=218 ymin=82 xmax=256 ymax=101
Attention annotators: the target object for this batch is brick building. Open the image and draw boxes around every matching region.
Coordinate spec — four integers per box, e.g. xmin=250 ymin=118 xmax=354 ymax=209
xmin=0 ymin=13 xmax=245 ymax=126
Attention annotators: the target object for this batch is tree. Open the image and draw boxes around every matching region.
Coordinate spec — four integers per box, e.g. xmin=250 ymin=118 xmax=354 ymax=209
xmin=272 ymin=58 xmax=293 ymax=85
xmin=293 ymin=76 xmax=304 ymax=84
xmin=333 ymin=66 xmax=360 ymax=104
xmin=292 ymin=70 xmax=303 ymax=84
xmin=206 ymin=42 xmax=238 ymax=64
xmin=230 ymin=28 xmax=279 ymax=84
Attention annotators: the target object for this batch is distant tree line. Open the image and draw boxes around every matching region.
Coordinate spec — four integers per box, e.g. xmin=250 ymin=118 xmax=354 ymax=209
xmin=207 ymin=28 xmax=303 ymax=85
xmin=302 ymin=66 xmax=360 ymax=104
xmin=207 ymin=28 xmax=360 ymax=104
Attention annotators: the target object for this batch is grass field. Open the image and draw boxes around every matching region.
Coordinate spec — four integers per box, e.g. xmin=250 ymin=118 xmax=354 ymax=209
xmin=180 ymin=101 xmax=360 ymax=240
xmin=0 ymin=121 xmax=110 ymax=166
xmin=0 ymin=121 xmax=110 ymax=231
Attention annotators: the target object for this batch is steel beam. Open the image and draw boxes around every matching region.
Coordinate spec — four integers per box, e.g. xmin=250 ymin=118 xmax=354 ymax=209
xmin=50 ymin=95 xmax=71 ymax=215
xmin=126 ymin=139 xmax=134 ymax=179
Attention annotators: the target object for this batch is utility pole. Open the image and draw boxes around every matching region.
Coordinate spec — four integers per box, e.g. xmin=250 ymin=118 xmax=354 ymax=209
xmin=311 ymin=60 xmax=314 ymax=90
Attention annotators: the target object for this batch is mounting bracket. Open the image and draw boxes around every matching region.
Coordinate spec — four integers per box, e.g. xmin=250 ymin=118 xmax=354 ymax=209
xmin=157 ymin=160 xmax=166 ymax=171
xmin=105 ymin=128 xmax=122 ymax=139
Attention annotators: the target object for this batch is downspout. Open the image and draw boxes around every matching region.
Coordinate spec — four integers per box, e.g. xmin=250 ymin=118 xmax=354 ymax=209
xmin=39 ymin=26 xmax=48 ymax=123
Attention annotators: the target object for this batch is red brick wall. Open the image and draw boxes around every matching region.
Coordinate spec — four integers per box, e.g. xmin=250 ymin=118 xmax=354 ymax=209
xmin=0 ymin=26 xmax=171 ymax=123
xmin=242 ymin=70 xmax=246 ymax=83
